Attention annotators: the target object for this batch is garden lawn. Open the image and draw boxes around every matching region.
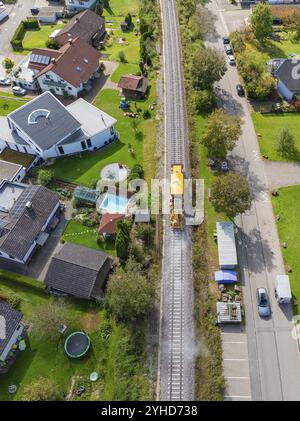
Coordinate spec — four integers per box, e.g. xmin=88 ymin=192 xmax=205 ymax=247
xmin=103 ymin=0 xmax=139 ymax=17
xmin=272 ymin=186 xmax=300 ymax=314
xmin=49 ymin=87 xmax=156 ymax=185
xmin=22 ymin=24 xmax=64 ymax=51
xmin=0 ymin=96 xmax=28 ymax=116
xmin=252 ymin=112 xmax=300 ymax=161
xmin=103 ymin=17 xmax=140 ymax=64
xmin=110 ymin=62 xmax=140 ymax=83
xmin=0 ymin=270 xmax=152 ymax=400
xmin=62 ymin=220 xmax=116 ymax=256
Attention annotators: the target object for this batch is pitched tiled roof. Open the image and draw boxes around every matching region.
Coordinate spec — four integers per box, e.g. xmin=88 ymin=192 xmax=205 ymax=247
xmin=118 ymin=75 xmax=149 ymax=93
xmin=55 ymin=9 xmax=105 ymax=45
xmin=98 ymin=213 xmax=125 ymax=235
xmin=44 ymin=243 xmax=113 ymax=299
xmin=35 ymin=37 xmax=101 ymax=88
xmin=0 ymin=301 xmax=23 ymax=356
xmin=0 ymin=186 xmax=59 ymax=261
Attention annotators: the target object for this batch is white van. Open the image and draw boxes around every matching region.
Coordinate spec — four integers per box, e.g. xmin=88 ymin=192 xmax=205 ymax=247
xmin=275 ymin=275 xmax=292 ymax=304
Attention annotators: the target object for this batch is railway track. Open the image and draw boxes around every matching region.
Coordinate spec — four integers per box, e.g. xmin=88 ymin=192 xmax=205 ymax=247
xmin=159 ymin=0 xmax=194 ymax=401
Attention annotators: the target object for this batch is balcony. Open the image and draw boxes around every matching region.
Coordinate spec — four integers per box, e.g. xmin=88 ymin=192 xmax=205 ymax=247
xmin=43 ymin=79 xmax=67 ymax=88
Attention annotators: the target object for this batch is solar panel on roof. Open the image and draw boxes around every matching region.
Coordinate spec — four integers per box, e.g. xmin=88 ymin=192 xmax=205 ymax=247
xmin=10 ymin=186 xmax=39 ymax=219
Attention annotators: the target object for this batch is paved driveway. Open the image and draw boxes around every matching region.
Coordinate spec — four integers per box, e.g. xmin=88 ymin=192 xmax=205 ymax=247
xmin=264 ymin=160 xmax=300 ymax=190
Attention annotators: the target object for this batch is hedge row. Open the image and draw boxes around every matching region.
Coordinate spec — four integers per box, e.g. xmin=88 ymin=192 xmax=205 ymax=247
xmin=11 ymin=19 xmax=39 ymax=50
xmin=0 ymin=269 xmax=45 ymax=292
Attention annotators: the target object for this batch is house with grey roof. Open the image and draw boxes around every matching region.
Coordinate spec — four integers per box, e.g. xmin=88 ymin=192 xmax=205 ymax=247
xmin=0 ymin=301 xmax=25 ymax=370
xmin=44 ymin=242 xmax=113 ymax=300
xmin=0 ymin=92 xmax=117 ymax=161
xmin=65 ymin=0 xmax=97 ymax=12
xmin=0 ymin=180 xmax=60 ymax=264
xmin=273 ymin=59 xmax=300 ymax=101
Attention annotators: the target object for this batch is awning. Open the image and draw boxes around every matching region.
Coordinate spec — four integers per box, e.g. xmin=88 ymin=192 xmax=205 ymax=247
xmin=215 ymin=270 xmax=237 ymax=284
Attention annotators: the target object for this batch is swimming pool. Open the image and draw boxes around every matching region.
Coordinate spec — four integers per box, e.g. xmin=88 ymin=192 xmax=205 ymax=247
xmin=100 ymin=193 xmax=129 ymax=214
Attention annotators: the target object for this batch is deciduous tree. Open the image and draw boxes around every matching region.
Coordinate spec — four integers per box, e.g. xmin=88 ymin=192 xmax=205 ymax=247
xmin=201 ymin=110 xmax=242 ymax=158
xmin=211 ymin=173 xmax=251 ymax=219
xmin=251 ymin=2 xmax=273 ymax=44
xmin=191 ymin=48 xmax=226 ymax=91
xmin=276 ymin=127 xmax=296 ymax=158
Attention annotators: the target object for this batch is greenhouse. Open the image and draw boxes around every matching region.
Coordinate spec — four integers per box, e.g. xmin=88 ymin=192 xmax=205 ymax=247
xmin=74 ymin=185 xmax=100 ymax=205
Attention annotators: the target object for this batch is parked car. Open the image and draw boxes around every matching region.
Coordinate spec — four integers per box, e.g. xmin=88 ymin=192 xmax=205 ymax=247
xmin=227 ymin=55 xmax=235 ymax=65
xmin=272 ymin=103 xmax=283 ymax=113
xmin=12 ymin=86 xmax=27 ymax=96
xmin=223 ymin=36 xmax=230 ymax=45
xmin=0 ymin=77 xmax=11 ymax=86
xmin=236 ymin=84 xmax=245 ymax=97
xmin=225 ymin=45 xmax=233 ymax=55
xmin=256 ymin=288 xmax=271 ymax=318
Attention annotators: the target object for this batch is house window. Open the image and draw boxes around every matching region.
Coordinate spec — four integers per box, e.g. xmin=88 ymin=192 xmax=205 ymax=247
xmin=87 ymin=139 xmax=92 ymax=148
xmin=15 ymin=145 xmax=19 ymax=152
xmin=58 ymin=146 xmax=64 ymax=155
xmin=81 ymin=141 xmax=87 ymax=150
xmin=110 ymin=127 xmax=114 ymax=135
xmin=23 ymin=146 xmax=27 ymax=153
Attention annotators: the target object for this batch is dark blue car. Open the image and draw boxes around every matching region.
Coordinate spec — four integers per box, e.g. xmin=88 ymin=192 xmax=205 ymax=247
xmin=223 ymin=36 xmax=230 ymax=45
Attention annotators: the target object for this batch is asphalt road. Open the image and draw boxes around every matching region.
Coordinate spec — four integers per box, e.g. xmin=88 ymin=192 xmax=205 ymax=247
xmin=206 ymin=0 xmax=300 ymax=400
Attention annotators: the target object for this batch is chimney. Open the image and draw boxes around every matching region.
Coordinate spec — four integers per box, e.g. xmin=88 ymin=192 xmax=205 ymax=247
xmin=51 ymin=57 xmax=56 ymax=64
xmin=25 ymin=201 xmax=33 ymax=211
xmin=68 ymin=38 xmax=73 ymax=44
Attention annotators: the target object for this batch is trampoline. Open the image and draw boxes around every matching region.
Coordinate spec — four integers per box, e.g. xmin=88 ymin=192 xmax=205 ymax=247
xmin=64 ymin=331 xmax=90 ymax=359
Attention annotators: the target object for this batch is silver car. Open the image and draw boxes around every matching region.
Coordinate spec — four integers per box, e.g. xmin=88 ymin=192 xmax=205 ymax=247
xmin=227 ymin=55 xmax=235 ymax=65
xmin=12 ymin=86 xmax=27 ymax=96
xmin=0 ymin=77 xmax=11 ymax=86
xmin=256 ymin=288 xmax=271 ymax=318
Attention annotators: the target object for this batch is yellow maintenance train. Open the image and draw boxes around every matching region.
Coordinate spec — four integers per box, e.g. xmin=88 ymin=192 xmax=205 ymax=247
xmin=170 ymin=164 xmax=184 ymax=229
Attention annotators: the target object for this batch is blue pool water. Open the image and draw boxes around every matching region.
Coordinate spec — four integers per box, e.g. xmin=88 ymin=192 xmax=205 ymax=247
xmin=100 ymin=193 xmax=129 ymax=214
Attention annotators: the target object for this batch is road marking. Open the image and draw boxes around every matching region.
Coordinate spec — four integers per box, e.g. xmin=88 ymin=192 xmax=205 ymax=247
xmin=225 ymin=376 xmax=250 ymax=380
xmin=224 ymin=358 xmax=248 ymax=361
xmin=224 ymin=395 xmax=251 ymax=399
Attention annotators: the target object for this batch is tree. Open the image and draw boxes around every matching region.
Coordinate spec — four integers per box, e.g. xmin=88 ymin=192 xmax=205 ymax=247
xmin=45 ymin=39 xmax=59 ymax=50
xmin=210 ymin=173 xmax=251 ymax=219
xmin=116 ymin=220 xmax=131 ymax=260
xmin=276 ymin=128 xmax=295 ymax=158
xmin=95 ymin=1 xmax=103 ymax=15
xmin=118 ymin=50 xmax=126 ymax=63
xmin=201 ymin=110 xmax=242 ymax=158
xmin=2 ymin=57 xmax=14 ymax=70
xmin=251 ymin=2 xmax=272 ymax=44
xmin=30 ymin=299 xmax=71 ymax=342
xmin=37 ymin=169 xmax=54 ymax=186
xmin=125 ymin=13 xmax=132 ymax=27
xmin=22 ymin=378 xmax=62 ymax=401
xmin=189 ymin=4 xmax=215 ymax=41
xmin=136 ymin=223 xmax=155 ymax=247
xmin=191 ymin=47 xmax=226 ymax=90
xmin=105 ymin=258 xmax=155 ymax=322
xmin=192 ymin=89 xmax=214 ymax=114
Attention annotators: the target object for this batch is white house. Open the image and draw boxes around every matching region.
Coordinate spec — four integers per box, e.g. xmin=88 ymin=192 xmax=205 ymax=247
xmin=65 ymin=0 xmax=97 ymax=12
xmin=11 ymin=37 xmax=101 ymax=97
xmin=0 ymin=91 xmax=117 ymax=161
xmin=0 ymin=180 xmax=60 ymax=264
xmin=274 ymin=59 xmax=300 ymax=102
xmin=0 ymin=302 xmax=25 ymax=369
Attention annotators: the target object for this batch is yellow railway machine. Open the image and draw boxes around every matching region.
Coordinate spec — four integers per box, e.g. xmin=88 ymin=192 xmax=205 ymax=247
xmin=170 ymin=164 xmax=184 ymax=229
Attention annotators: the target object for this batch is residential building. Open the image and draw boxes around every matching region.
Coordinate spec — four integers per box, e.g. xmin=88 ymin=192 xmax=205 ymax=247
xmin=273 ymin=59 xmax=300 ymax=101
xmin=0 ymin=180 xmax=60 ymax=264
xmin=54 ymin=9 xmax=105 ymax=47
xmin=118 ymin=75 xmax=149 ymax=99
xmin=44 ymin=242 xmax=113 ymax=299
xmin=65 ymin=0 xmax=97 ymax=12
xmin=0 ymin=161 xmax=26 ymax=183
xmin=11 ymin=37 xmax=101 ymax=97
xmin=0 ymin=91 xmax=117 ymax=161
xmin=98 ymin=213 xmax=125 ymax=237
xmin=0 ymin=301 xmax=25 ymax=369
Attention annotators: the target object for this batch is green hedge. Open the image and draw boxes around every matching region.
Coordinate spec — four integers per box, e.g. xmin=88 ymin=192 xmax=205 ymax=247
xmin=11 ymin=19 xmax=39 ymax=50
xmin=0 ymin=269 xmax=45 ymax=292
